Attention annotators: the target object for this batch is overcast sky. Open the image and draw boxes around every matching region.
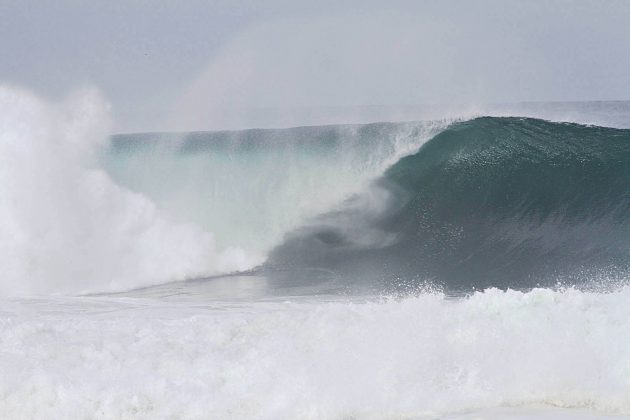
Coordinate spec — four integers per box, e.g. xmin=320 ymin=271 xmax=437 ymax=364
xmin=2 ymin=0 xmax=630 ymax=132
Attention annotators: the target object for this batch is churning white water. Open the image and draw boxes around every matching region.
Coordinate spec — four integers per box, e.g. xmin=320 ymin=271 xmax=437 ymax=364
xmin=1 ymin=287 xmax=630 ymax=418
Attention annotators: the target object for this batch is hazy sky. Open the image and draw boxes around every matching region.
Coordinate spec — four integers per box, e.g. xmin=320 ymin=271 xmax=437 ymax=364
xmin=2 ymin=0 xmax=630 ymax=132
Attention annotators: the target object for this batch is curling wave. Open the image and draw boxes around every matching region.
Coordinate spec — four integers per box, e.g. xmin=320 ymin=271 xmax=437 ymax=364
xmin=269 ymin=117 xmax=630 ymax=291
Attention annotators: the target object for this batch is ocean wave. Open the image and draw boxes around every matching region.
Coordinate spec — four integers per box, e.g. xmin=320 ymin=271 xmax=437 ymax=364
xmin=4 ymin=88 xmax=629 ymax=296
xmin=269 ymin=117 xmax=630 ymax=291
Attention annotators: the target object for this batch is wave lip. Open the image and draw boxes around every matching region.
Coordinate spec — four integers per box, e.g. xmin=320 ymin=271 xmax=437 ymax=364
xmin=269 ymin=117 xmax=630 ymax=291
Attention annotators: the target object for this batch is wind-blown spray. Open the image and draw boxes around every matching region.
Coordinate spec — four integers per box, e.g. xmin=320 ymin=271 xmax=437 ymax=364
xmin=0 ymin=86 xmax=254 ymax=295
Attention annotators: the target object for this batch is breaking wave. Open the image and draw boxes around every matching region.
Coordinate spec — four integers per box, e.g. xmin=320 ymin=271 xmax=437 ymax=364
xmin=3 ymin=86 xmax=629 ymax=295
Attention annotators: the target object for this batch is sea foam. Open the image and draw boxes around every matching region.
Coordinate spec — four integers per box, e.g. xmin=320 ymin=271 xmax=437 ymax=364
xmin=1 ymin=287 xmax=629 ymax=418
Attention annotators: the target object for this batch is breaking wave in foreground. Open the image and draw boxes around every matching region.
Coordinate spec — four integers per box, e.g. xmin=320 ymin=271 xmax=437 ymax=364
xmin=2 ymin=86 xmax=630 ymax=418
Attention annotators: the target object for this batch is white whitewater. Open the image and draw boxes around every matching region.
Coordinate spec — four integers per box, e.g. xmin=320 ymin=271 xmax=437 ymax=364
xmin=1 ymin=288 xmax=629 ymax=418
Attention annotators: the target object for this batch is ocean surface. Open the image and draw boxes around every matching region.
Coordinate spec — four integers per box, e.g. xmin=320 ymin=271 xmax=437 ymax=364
xmin=2 ymin=88 xmax=630 ymax=418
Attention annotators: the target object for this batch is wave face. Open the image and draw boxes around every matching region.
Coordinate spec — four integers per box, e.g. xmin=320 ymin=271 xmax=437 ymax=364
xmin=269 ymin=117 xmax=630 ymax=291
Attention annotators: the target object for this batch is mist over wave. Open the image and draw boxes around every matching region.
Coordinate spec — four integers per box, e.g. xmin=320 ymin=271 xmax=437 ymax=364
xmin=0 ymin=86 xmax=252 ymax=296
xmin=105 ymin=121 xmax=448 ymax=255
